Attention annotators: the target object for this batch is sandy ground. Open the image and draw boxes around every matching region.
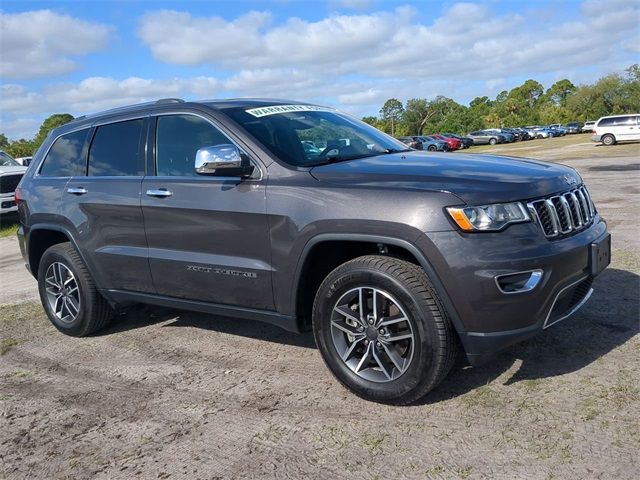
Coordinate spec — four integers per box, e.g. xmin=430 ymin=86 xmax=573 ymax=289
xmin=1 ymin=150 xmax=639 ymax=479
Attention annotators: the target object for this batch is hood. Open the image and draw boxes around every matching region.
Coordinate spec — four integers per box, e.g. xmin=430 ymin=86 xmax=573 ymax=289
xmin=310 ymin=151 xmax=581 ymax=204
xmin=0 ymin=165 xmax=27 ymax=175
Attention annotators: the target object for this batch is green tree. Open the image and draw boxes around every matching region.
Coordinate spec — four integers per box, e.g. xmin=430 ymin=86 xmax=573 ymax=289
xmin=5 ymin=139 xmax=36 ymax=158
xmin=33 ymin=113 xmax=74 ymax=149
xmin=545 ymin=79 xmax=577 ymax=106
xmin=379 ymin=98 xmax=404 ymax=135
xmin=0 ymin=133 xmax=9 ymax=150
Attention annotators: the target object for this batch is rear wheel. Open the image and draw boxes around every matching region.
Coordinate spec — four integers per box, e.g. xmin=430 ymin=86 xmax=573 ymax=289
xmin=38 ymin=242 xmax=113 ymax=336
xmin=312 ymin=255 xmax=457 ymax=405
xmin=428 ymin=145 xmax=437 ymax=151
xmin=489 ymin=138 xmax=497 ymax=145
xmin=601 ymin=134 xmax=616 ymax=146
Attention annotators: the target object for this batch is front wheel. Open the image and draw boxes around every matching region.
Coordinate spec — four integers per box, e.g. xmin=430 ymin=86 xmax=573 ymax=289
xmin=38 ymin=242 xmax=113 ymax=336
xmin=601 ymin=134 xmax=616 ymax=146
xmin=312 ymin=255 xmax=457 ymax=404
xmin=427 ymin=145 xmax=437 ymax=151
xmin=489 ymin=138 xmax=497 ymax=145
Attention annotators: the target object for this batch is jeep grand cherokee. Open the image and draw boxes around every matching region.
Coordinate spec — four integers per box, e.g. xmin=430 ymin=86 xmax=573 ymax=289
xmin=16 ymin=99 xmax=611 ymax=404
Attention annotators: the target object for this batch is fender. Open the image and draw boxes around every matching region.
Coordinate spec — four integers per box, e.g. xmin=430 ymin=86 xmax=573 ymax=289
xmin=291 ymin=232 xmax=467 ymax=336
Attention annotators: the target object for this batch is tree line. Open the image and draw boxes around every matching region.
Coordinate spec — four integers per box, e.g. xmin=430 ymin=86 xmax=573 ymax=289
xmin=363 ymin=64 xmax=639 ymax=136
xmin=1 ymin=65 xmax=638 ymax=157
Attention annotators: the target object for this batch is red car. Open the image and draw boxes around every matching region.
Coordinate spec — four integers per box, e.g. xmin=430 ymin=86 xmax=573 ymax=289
xmin=431 ymin=134 xmax=462 ymax=150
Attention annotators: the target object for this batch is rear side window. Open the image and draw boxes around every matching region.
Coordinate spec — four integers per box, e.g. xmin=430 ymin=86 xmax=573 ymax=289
xmin=88 ymin=119 xmax=145 ymax=176
xmin=155 ymin=114 xmax=230 ymax=176
xmin=598 ymin=116 xmax=634 ymax=127
xmin=39 ymin=129 xmax=89 ymax=177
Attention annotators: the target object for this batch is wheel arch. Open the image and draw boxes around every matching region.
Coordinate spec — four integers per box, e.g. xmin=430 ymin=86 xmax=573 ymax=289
xmin=27 ymin=224 xmax=84 ymax=279
xmin=291 ymin=233 xmax=466 ymax=336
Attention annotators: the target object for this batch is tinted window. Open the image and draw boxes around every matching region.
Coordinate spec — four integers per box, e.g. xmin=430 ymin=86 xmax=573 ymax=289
xmin=156 ymin=115 xmax=230 ymax=176
xmin=599 ymin=116 xmax=634 ymax=127
xmin=39 ymin=129 xmax=89 ymax=176
xmin=88 ymin=119 xmax=145 ymax=176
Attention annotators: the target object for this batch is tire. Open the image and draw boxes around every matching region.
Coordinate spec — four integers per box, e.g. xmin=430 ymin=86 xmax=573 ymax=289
xmin=601 ymin=134 xmax=616 ymax=146
xmin=38 ymin=242 xmax=113 ymax=337
xmin=428 ymin=145 xmax=437 ymax=151
xmin=312 ymin=255 xmax=457 ymax=405
xmin=489 ymin=138 xmax=497 ymax=145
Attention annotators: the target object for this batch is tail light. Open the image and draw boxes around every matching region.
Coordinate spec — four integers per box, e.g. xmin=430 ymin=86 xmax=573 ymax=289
xmin=14 ymin=186 xmax=22 ymax=204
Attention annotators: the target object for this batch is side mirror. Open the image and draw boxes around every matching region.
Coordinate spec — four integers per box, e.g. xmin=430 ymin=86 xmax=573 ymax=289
xmin=195 ymin=144 xmax=253 ymax=177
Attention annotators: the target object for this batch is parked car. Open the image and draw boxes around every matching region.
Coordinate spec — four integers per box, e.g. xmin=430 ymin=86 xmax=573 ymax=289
xmin=14 ymin=156 xmax=33 ymax=166
xmin=397 ymin=136 xmax=424 ymax=150
xmin=417 ymin=136 xmax=449 ymax=151
xmin=565 ymin=122 xmax=583 ymax=134
xmin=592 ymin=114 xmax=640 ymax=145
xmin=0 ymin=151 xmax=28 ymax=216
xmin=430 ymin=133 xmax=462 ymax=150
xmin=441 ymin=133 xmax=473 ymax=148
xmin=485 ymin=129 xmax=514 ymax=142
xmin=16 ymin=98 xmax=610 ymax=404
xmin=491 ymin=128 xmax=521 ymax=141
xmin=581 ymin=121 xmax=596 ymax=133
xmin=467 ymin=130 xmax=503 ymax=145
xmin=532 ymin=127 xmax=552 ymax=138
xmin=548 ymin=125 xmax=567 ymax=136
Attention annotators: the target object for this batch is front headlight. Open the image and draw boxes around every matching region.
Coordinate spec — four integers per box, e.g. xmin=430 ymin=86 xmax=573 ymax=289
xmin=446 ymin=202 xmax=530 ymax=232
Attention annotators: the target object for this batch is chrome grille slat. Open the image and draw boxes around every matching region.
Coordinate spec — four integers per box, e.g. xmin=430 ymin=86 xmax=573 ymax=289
xmin=527 ymin=186 xmax=596 ymax=239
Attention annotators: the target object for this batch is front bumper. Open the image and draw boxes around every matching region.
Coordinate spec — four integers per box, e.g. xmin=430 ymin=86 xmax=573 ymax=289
xmin=0 ymin=193 xmax=17 ymax=214
xmin=418 ymin=218 xmax=610 ymax=364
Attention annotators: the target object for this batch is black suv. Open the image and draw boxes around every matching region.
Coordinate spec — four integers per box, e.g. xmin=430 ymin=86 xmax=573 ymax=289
xmin=16 ymin=99 xmax=611 ymax=404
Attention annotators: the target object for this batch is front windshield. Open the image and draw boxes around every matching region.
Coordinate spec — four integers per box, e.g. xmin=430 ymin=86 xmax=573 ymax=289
xmin=0 ymin=152 xmax=19 ymax=167
xmin=224 ymin=106 xmax=410 ymax=167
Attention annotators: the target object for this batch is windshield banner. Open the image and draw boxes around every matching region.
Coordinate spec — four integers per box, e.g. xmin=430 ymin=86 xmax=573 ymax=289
xmin=246 ymin=104 xmax=335 ymax=118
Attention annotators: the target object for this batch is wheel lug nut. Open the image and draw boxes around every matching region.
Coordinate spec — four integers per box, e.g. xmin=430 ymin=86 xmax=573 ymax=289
xmin=376 ymin=342 xmax=381 ymax=348
xmin=379 ymin=329 xmax=384 ymax=334
xmin=364 ymin=340 xmax=369 ymax=345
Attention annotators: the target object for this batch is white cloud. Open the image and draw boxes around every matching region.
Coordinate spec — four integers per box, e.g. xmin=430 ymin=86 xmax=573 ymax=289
xmin=0 ymin=10 xmax=112 ymax=79
xmin=0 ymin=76 xmax=219 ymax=139
xmin=137 ymin=1 xmax=639 ymax=82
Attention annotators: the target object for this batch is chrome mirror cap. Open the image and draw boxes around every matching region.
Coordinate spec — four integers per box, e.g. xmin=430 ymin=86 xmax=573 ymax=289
xmin=195 ymin=144 xmax=242 ymax=175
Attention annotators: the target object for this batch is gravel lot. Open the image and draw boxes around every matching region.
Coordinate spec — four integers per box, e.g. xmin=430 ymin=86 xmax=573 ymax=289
xmin=1 ymin=151 xmax=639 ymax=479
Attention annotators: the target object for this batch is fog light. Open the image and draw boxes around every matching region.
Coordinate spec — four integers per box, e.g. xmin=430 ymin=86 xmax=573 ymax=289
xmin=495 ymin=269 xmax=543 ymax=294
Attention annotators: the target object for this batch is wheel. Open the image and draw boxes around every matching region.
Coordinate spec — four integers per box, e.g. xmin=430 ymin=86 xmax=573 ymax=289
xmin=428 ymin=145 xmax=437 ymax=151
xmin=489 ymin=138 xmax=497 ymax=145
xmin=601 ymin=134 xmax=616 ymax=146
xmin=38 ymin=242 xmax=113 ymax=336
xmin=312 ymin=255 xmax=457 ymax=404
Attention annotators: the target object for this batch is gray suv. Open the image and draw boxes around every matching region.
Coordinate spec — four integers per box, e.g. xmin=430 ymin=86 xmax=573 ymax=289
xmin=16 ymin=99 xmax=611 ymax=404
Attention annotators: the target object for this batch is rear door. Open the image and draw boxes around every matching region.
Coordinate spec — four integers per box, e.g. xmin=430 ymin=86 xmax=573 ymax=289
xmin=62 ymin=117 xmax=155 ymax=293
xmin=141 ymin=112 xmax=274 ymax=310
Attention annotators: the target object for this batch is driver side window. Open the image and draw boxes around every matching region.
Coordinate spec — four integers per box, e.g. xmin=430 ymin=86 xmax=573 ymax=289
xmin=156 ymin=114 xmax=231 ymax=176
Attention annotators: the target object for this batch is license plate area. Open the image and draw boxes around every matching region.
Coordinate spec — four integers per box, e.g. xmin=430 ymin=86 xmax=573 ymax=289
xmin=589 ymin=234 xmax=611 ymax=276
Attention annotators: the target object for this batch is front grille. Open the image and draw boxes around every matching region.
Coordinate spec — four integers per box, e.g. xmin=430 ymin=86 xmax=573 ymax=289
xmin=0 ymin=174 xmax=23 ymax=194
xmin=528 ymin=186 xmax=596 ymax=239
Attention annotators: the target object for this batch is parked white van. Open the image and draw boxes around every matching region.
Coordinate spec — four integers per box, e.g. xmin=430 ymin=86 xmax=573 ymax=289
xmin=592 ymin=114 xmax=640 ymax=145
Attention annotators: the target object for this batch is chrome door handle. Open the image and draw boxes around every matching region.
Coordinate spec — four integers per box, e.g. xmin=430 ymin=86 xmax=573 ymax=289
xmin=67 ymin=187 xmax=88 ymax=195
xmin=146 ymin=189 xmax=173 ymax=198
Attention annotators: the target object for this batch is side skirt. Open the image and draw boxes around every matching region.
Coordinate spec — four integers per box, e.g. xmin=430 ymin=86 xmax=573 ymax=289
xmin=102 ymin=289 xmax=301 ymax=333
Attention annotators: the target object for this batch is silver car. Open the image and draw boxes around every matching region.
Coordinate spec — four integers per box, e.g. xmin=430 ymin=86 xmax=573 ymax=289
xmin=418 ymin=135 xmax=449 ymax=151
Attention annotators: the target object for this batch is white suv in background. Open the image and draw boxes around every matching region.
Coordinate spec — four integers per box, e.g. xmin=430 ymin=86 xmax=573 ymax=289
xmin=592 ymin=114 xmax=640 ymax=145
xmin=0 ymin=151 xmax=28 ymax=216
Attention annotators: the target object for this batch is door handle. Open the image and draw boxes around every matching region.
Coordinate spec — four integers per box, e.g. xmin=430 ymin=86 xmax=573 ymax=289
xmin=146 ymin=188 xmax=173 ymax=198
xmin=67 ymin=187 xmax=88 ymax=195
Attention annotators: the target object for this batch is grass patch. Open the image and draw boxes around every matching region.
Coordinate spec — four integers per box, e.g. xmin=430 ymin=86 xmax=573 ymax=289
xmin=0 ymin=223 xmax=18 ymax=239
xmin=0 ymin=337 xmax=20 ymax=355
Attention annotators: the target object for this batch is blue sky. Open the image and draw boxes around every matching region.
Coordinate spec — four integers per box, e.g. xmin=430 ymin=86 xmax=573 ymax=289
xmin=1 ymin=0 xmax=639 ymax=139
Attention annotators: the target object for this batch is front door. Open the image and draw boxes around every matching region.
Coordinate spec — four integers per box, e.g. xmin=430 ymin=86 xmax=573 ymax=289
xmin=141 ymin=113 xmax=274 ymax=310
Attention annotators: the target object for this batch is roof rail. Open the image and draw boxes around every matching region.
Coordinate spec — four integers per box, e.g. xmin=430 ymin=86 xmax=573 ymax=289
xmin=155 ymin=98 xmax=184 ymax=104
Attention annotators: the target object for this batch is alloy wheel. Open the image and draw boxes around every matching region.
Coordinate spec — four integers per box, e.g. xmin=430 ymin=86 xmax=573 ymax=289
xmin=330 ymin=287 xmax=415 ymax=383
xmin=44 ymin=262 xmax=81 ymax=324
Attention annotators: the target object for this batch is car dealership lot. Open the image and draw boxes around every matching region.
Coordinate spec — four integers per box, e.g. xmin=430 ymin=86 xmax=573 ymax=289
xmin=1 ymin=155 xmax=638 ymax=479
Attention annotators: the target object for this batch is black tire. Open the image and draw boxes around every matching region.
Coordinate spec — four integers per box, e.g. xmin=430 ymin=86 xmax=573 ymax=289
xmin=312 ymin=255 xmax=457 ymax=405
xmin=428 ymin=145 xmax=437 ymax=151
xmin=601 ymin=134 xmax=616 ymax=146
xmin=489 ymin=138 xmax=497 ymax=145
xmin=38 ymin=242 xmax=113 ymax=336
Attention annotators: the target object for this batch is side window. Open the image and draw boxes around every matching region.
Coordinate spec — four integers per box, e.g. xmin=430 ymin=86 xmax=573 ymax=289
xmin=88 ymin=119 xmax=145 ymax=176
xmin=156 ymin=114 xmax=231 ymax=176
xmin=39 ymin=129 xmax=89 ymax=177
xmin=598 ymin=118 xmax=613 ymax=127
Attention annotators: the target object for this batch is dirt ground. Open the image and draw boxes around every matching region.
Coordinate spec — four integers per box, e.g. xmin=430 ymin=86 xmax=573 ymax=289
xmin=1 ymin=148 xmax=639 ymax=479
